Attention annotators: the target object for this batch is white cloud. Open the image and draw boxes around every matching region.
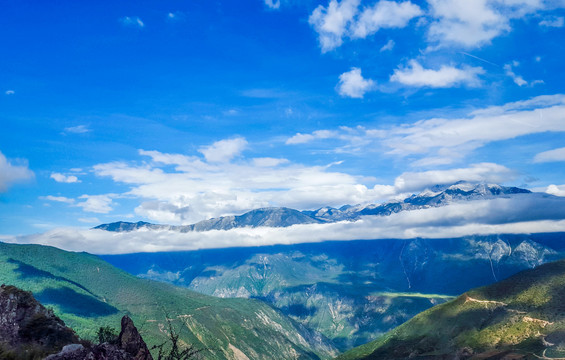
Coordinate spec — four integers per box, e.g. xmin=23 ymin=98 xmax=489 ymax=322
xmin=539 ymin=16 xmax=564 ymax=27
xmin=337 ymin=67 xmax=375 ymax=98
xmin=0 ymin=151 xmax=34 ymax=192
xmin=503 ymin=61 xmax=543 ymax=87
xmin=285 ymin=94 xmax=565 ymax=166
xmin=11 ymin=195 xmax=565 ymax=254
xmin=76 ymin=194 xmax=115 ymax=214
xmin=390 ymin=60 xmax=484 ymax=88
xmin=309 ymin=0 xmax=361 ymax=52
xmin=198 ymin=137 xmax=248 ymax=163
xmin=380 ymin=39 xmax=395 ymax=51
xmin=286 ymin=129 xmax=340 ymax=145
xmin=309 ymin=0 xmax=421 ymax=52
xmin=351 ymin=0 xmax=422 ymax=38
xmin=534 ymin=147 xmax=565 ymax=163
xmin=393 ymin=163 xmax=516 ymax=192
xmin=39 ymin=195 xmax=75 ymax=204
xmin=5 ymin=90 xmax=14 ymax=95
xmin=265 ymin=0 xmax=281 ymax=9
xmin=252 ymin=157 xmax=290 ymax=167
xmin=63 ymin=125 xmax=90 ymax=134
xmin=120 ymin=16 xmax=144 ymax=28
xmin=93 ymin=144 xmax=396 ymax=224
xmin=545 ymin=184 xmax=565 ymax=197
xmin=50 ymin=172 xmax=80 ymax=183
xmin=384 ymin=94 xmax=565 ymax=162
xmin=427 ymin=0 xmax=509 ymax=48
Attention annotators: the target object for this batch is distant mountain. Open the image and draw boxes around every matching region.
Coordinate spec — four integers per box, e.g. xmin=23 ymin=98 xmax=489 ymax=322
xmin=305 ymin=182 xmax=531 ymax=221
xmin=94 ymin=207 xmax=322 ymax=232
xmin=0 ymin=241 xmax=337 ymax=360
xmin=94 ymin=182 xmax=534 ymax=232
xmin=338 ymin=257 xmax=565 ymax=360
xmin=101 ymin=233 xmax=565 ymax=352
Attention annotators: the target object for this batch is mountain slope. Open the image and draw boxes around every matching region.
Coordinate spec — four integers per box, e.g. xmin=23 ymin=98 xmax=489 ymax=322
xmin=338 ymin=258 xmax=565 ymax=360
xmin=101 ymin=233 xmax=565 ymax=352
xmin=0 ymin=241 xmax=337 ymax=360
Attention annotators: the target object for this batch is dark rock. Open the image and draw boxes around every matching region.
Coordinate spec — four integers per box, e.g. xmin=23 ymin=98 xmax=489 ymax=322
xmin=118 ymin=316 xmax=153 ymax=360
xmin=0 ymin=284 xmax=79 ymax=357
xmin=47 ymin=315 xmax=153 ymax=360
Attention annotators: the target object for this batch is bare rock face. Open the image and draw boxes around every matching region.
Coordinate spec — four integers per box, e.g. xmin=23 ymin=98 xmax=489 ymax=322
xmin=118 ymin=315 xmax=153 ymax=360
xmin=46 ymin=315 xmax=153 ymax=360
xmin=0 ymin=284 xmax=79 ymax=356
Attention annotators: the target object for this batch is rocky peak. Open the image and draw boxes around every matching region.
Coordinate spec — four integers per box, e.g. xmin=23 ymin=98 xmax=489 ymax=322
xmin=0 ymin=284 xmax=79 ymax=356
xmin=46 ymin=315 xmax=153 ymax=360
xmin=118 ymin=315 xmax=153 ymax=360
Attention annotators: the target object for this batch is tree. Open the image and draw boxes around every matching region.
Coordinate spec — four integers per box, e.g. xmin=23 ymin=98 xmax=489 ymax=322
xmin=151 ymin=316 xmax=204 ymax=360
xmin=97 ymin=325 xmax=118 ymax=344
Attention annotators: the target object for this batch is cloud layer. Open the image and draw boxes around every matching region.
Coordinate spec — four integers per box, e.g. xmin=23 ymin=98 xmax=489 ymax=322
xmin=9 ymin=194 xmax=565 ymax=254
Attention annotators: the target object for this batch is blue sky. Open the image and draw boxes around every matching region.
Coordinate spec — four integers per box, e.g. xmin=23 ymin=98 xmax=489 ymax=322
xmin=1 ymin=0 xmax=565 ymax=239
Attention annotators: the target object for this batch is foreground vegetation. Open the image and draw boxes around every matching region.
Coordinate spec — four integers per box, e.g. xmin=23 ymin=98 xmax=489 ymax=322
xmin=0 ymin=242 xmax=336 ymax=359
xmin=339 ymin=258 xmax=565 ymax=359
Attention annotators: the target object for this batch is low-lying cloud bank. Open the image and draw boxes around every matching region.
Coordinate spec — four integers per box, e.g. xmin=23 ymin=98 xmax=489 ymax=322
xmin=7 ymin=194 xmax=565 ymax=254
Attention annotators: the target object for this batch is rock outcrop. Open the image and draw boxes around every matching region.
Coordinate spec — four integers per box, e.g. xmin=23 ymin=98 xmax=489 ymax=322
xmin=0 ymin=284 xmax=153 ymax=360
xmin=0 ymin=284 xmax=79 ymax=358
xmin=45 ymin=315 xmax=153 ymax=360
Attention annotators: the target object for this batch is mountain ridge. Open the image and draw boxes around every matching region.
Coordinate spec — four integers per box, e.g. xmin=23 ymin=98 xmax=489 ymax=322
xmin=94 ymin=182 xmax=534 ymax=232
xmin=337 ymin=257 xmax=565 ymax=359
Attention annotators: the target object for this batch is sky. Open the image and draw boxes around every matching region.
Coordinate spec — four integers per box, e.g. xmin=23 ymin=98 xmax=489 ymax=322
xmin=1 ymin=0 xmax=565 ymax=252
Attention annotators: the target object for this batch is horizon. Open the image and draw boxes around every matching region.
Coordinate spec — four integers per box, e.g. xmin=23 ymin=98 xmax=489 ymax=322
xmin=1 ymin=1 xmax=565 ymax=249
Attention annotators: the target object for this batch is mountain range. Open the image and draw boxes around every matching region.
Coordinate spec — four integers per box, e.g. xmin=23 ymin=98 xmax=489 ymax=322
xmin=94 ymin=182 xmax=533 ymax=232
xmin=95 ymin=182 xmax=565 ymax=351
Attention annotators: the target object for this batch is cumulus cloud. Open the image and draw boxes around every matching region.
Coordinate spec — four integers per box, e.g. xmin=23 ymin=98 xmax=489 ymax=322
xmin=76 ymin=194 xmax=115 ymax=214
xmin=426 ymin=0 xmax=510 ymax=48
xmin=120 ymin=16 xmax=144 ymax=28
xmin=10 ymin=194 xmax=565 ymax=254
xmin=93 ymin=142 xmax=398 ymax=224
xmin=198 ymin=137 xmax=248 ymax=163
xmin=50 ymin=173 xmax=80 ymax=183
xmin=546 ymin=184 xmax=565 ymax=197
xmin=534 ymin=147 xmax=565 ymax=163
xmin=337 ymin=67 xmax=375 ymax=98
xmin=0 ymin=151 xmax=34 ymax=192
xmin=309 ymin=0 xmax=549 ymax=52
xmin=309 ymin=0 xmax=421 ymax=52
xmin=309 ymin=0 xmax=360 ymax=52
xmin=5 ymin=90 xmax=14 ymax=95
xmin=390 ymin=60 xmax=484 ymax=88
xmin=351 ymin=0 xmax=422 ymax=38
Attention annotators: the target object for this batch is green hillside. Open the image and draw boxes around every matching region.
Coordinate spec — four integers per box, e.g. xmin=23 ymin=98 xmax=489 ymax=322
xmin=339 ymin=258 xmax=565 ymax=360
xmin=0 ymin=242 xmax=337 ymax=360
